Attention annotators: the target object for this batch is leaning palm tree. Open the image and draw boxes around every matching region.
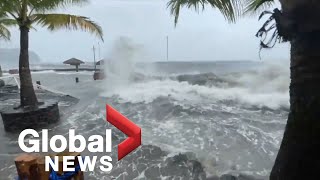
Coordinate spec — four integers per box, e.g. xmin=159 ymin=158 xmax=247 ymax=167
xmin=168 ymin=0 xmax=320 ymax=179
xmin=0 ymin=0 xmax=103 ymax=107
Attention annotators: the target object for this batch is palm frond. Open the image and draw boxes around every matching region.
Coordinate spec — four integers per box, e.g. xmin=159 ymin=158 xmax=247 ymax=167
xmin=167 ymin=0 xmax=243 ymax=26
xmin=0 ymin=0 xmax=21 ymax=19
xmin=244 ymin=0 xmax=275 ymax=15
xmin=0 ymin=6 xmax=16 ymax=41
xmin=31 ymin=13 xmax=103 ymax=41
xmin=0 ymin=24 xmax=11 ymax=40
xmin=28 ymin=0 xmax=89 ymax=13
xmin=0 ymin=18 xmax=18 ymax=27
xmin=255 ymin=9 xmax=288 ymax=58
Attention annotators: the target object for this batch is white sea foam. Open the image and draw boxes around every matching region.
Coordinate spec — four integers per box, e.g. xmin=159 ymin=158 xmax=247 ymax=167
xmin=100 ymin=44 xmax=290 ymax=109
xmin=102 ymin=36 xmax=145 ymax=91
xmin=102 ymin=78 xmax=289 ymax=110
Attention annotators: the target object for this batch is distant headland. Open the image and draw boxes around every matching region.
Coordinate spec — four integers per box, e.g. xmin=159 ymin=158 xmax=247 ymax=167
xmin=0 ymin=48 xmax=41 ymax=69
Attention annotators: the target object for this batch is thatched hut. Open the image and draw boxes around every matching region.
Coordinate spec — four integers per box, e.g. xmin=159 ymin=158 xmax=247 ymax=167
xmin=63 ymin=58 xmax=85 ymax=72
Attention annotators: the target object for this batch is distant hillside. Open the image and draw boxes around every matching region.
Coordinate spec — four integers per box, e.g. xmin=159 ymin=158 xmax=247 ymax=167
xmin=0 ymin=48 xmax=41 ymax=69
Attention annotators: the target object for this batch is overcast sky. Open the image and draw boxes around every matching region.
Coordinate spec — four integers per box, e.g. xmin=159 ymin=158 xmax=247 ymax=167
xmin=1 ymin=0 xmax=289 ymax=63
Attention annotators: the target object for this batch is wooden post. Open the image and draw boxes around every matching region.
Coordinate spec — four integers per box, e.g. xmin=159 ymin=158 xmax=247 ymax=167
xmin=35 ymin=157 xmax=50 ymax=180
xmin=14 ymin=154 xmax=40 ymax=180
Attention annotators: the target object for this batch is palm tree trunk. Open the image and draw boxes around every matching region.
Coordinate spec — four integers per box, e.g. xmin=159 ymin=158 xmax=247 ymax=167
xmin=19 ymin=26 xmax=38 ymax=107
xmin=271 ymin=34 xmax=320 ymax=179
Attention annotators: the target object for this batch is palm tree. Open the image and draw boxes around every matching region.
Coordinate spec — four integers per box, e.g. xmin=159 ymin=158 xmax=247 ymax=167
xmin=168 ymin=0 xmax=320 ymax=179
xmin=0 ymin=0 xmax=103 ymax=107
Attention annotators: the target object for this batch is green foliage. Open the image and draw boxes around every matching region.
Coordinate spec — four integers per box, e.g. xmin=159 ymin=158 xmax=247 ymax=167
xmin=167 ymin=0 xmax=243 ymax=25
xmin=0 ymin=25 xmax=11 ymax=40
xmin=244 ymin=0 xmax=275 ymax=15
xmin=32 ymin=14 xmax=103 ymax=40
xmin=167 ymin=0 xmax=278 ymax=25
xmin=166 ymin=0 xmax=284 ymax=53
xmin=0 ymin=0 xmax=103 ymax=40
xmin=28 ymin=0 xmax=89 ymax=13
xmin=0 ymin=9 xmax=16 ymax=40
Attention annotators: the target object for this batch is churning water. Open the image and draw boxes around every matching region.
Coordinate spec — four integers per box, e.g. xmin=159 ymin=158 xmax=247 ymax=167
xmin=0 ymin=41 xmax=289 ymax=179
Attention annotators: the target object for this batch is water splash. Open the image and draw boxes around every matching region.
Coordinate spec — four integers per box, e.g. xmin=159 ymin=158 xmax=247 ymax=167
xmin=103 ymin=37 xmax=143 ymax=92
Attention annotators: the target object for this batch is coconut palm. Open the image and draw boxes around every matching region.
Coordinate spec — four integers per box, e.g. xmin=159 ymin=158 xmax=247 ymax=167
xmin=168 ymin=0 xmax=320 ymax=179
xmin=0 ymin=0 xmax=103 ymax=107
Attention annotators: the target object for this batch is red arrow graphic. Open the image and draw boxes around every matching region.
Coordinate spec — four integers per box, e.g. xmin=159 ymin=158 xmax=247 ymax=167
xmin=106 ymin=105 xmax=142 ymax=160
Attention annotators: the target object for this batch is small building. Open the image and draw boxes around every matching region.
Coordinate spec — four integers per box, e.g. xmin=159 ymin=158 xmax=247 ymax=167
xmin=93 ymin=59 xmax=105 ymax=80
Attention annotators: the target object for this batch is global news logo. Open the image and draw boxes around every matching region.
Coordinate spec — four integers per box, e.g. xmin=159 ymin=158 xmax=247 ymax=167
xmin=17 ymin=105 xmax=141 ymax=172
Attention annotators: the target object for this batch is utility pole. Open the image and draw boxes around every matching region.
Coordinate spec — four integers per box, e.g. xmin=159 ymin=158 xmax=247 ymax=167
xmin=166 ymin=36 xmax=169 ymax=61
xmin=93 ymin=45 xmax=96 ymax=71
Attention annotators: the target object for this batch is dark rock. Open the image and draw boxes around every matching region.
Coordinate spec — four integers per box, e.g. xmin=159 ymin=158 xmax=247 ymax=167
xmin=176 ymin=73 xmax=226 ymax=86
xmin=238 ymin=174 xmax=261 ymax=180
xmin=206 ymin=175 xmax=220 ymax=180
xmin=124 ymin=164 xmax=139 ymax=179
xmin=160 ymin=153 xmax=206 ymax=179
xmin=137 ymin=163 xmax=147 ymax=173
xmin=145 ymin=166 xmax=161 ymax=178
xmin=219 ymin=174 xmax=260 ymax=180
xmin=171 ymin=153 xmax=188 ymax=164
xmin=220 ymin=174 xmax=237 ymax=180
xmin=188 ymin=160 xmax=206 ymax=179
xmin=109 ymin=145 xmax=207 ymax=180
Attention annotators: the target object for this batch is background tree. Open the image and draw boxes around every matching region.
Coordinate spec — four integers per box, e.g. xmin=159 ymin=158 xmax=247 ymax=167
xmin=168 ymin=0 xmax=320 ymax=179
xmin=0 ymin=0 xmax=103 ymax=107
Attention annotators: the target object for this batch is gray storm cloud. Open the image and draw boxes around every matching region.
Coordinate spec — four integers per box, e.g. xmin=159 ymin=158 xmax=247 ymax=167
xmin=1 ymin=0 xmax=289 ymax=63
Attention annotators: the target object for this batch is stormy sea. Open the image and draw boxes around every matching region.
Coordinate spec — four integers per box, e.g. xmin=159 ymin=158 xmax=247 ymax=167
xmin=0 ymin=60 xmax=289 ymax=180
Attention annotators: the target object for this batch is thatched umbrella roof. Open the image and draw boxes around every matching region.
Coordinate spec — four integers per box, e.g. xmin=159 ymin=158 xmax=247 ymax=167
xmin=96 ymin=59 xmax=104 ymax=65
xmin=63 ymin=58 xmax=85 ymax=66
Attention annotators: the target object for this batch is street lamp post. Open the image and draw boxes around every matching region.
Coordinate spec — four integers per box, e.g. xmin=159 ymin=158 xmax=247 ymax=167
xmin=166 ymin=36 xmax=169 ymax=61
